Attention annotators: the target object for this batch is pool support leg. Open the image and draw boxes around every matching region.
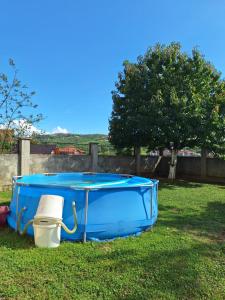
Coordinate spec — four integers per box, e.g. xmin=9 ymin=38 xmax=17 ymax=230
xmin=83 ymin=189 xmax=90 ymax=243
xmin=150 ymin=186 xmax=153 ymax=219
xmin=15 ymin=186 xmax=21 ymax=232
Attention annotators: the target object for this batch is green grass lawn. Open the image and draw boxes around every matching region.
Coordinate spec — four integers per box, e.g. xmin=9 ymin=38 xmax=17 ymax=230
xmin=0 ymin=181 xmax=225 ymax=300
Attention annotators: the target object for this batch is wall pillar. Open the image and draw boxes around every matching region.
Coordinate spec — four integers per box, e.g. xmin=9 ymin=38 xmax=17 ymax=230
xmin=201 ymin=148 xmax=208 ymax=178
xmin=134 ymin=146 xmax=141 ymax=175
xmin=19 ymin=137 xmax=31 ymax=175
xmin=89 ymin=143 xmax=98 ymax=172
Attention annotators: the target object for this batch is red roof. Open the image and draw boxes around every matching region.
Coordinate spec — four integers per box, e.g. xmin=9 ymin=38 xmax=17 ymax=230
xmin=53 ymin=146 xmax=85 ymax=155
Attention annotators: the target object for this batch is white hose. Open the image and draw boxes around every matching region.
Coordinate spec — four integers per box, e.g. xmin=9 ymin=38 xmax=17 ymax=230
xmin=57 ymin=202 xmax=78 ymax=234
xmin=17 ymin=207 xmax=34 ymax=236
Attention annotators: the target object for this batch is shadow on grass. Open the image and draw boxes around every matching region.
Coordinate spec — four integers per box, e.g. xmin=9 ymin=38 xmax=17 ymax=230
xmin=0 ymin=227 xmax=34 ymax=250
xmin=218 ymin=185 xmax=225 ymax=190
xmin=92 ymin=242 xmax=218 ymax=299
xmin=93 ymin=197 xmax=225 ymax=298
xmin=158 ymin=179 xmax=203 ymax=190
xmin=159 ymin=201 xmax=225 ymax=242
xmin=0 ymin=200 xmax=10 ymax=206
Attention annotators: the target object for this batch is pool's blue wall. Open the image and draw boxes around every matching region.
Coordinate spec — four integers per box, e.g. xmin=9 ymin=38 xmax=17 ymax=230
xmin=7 ymin=180 xmax=158 ymax=241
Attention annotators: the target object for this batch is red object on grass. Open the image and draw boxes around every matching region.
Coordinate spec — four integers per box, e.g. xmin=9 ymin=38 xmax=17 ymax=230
xmin=0 ymin=206 xmax=9 ymax=226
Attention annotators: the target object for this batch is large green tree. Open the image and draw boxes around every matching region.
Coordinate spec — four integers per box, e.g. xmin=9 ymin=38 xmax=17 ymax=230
xmin=109 ymin=43 xmax=225 ymax=179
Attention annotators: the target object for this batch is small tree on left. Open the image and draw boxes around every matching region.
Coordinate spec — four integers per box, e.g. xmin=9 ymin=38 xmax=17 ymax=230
xmin=0 ymin=59 xmax=43 ymax=153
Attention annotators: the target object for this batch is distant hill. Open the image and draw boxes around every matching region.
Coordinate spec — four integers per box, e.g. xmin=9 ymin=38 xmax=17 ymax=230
xmin=33 ymin=133 xmax=115 ymax=154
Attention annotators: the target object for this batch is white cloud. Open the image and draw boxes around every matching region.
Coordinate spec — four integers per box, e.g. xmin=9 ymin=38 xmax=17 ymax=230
xmin=0 ymin=121 xmax=70 ymax=136
xmin=13 ymin=119 xmax=41 ymax=135
xmin=52 ymin=126 xmax=69 ymax=134
xmin=0 ymin=119 xmax=41 ymax=136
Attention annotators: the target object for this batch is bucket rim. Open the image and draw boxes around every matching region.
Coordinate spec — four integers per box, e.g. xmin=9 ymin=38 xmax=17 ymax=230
xmin=33 ymin=223 xmax=60 ymax=228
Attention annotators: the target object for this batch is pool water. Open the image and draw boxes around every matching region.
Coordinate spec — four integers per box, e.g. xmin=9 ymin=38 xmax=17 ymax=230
xmin=15 ymin=173 xmax=149 ymax=188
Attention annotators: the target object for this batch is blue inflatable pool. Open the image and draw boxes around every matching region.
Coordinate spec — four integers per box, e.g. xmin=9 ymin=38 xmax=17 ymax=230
xmin=7 ymin=172 xmax=158 ymax=242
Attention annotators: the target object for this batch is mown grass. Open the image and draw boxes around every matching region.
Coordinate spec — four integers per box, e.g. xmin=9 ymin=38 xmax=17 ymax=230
xmin=0 ymin=181 xmax=225 ymax=300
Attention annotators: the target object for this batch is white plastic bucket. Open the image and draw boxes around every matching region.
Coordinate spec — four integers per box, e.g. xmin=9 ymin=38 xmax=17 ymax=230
xmin=33 ymin=222 xmax=61 ymax=248
xmin=35 ymin=195 xmax=64 ymax=220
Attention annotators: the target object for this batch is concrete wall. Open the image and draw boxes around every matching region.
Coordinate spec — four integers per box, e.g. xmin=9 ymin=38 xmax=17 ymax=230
xmin=25 ymin=154 xmax=225 ymax=180
xmin=207 ymin=158 xmax=225 ymax=178
xmin=0 ymin=138 xmax=225 ymax=190
xmin=0 ymin=154 xmax=18 ymax=190
xmin=30 ymin=154 xmax=91 ymax=174
xmin=98 ymin=156 xmax=136 ymax=174
xmin=30 ymin=155 xmax=135 ymax=175
xmin=177 ymin=157 xmax=201 ymax=177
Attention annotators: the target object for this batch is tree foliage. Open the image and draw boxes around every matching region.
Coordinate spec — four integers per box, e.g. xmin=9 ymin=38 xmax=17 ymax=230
xmin=109 ymin=43 xmax=225 ymax=177
xmin=0 ymin=59 xmax=43 ymax=152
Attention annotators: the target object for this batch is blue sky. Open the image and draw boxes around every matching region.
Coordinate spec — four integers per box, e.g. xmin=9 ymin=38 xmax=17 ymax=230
xmin=1 ymin=0 xmax=225 ymax=134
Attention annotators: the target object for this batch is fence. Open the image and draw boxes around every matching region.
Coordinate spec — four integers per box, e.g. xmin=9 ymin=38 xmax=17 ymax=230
xmin=0 ymin=139 xmax=224 ymax=191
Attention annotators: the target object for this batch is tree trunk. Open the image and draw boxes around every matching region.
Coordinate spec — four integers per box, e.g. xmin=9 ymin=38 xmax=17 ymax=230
xmin=152 ymin=149 xmax=163 ymax=174
xmin=168 ymin=149 xmax=178 ymax=180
